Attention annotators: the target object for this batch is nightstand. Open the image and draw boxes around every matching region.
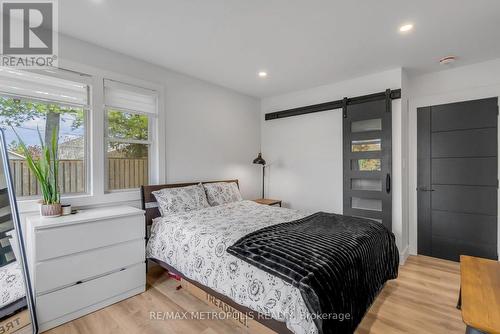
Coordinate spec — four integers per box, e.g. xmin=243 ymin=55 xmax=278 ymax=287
xmin=253 ymin=199 xmax=282 ymax=207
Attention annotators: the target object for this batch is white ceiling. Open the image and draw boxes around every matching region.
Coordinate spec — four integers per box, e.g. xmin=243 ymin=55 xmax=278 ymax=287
xmin=60 ymin=0 xmax=500 ymax=97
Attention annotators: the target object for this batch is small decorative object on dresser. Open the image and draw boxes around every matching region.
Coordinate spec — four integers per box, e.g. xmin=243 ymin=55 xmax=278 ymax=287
xmin=252 ymin=198 xmax=282 ymax=207
xmin=61 ymin=204 xmax=72 ymax=216
xmin=25 ymin=206 xmax=145 ymax=332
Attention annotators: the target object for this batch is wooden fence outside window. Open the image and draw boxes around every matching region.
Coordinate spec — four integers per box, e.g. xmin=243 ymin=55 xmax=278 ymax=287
xmin=9 ymin=158 xmax=148 ymax=197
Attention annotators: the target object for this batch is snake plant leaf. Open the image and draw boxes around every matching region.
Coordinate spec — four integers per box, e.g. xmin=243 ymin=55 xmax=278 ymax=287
xmin=12 ymin=126 xmax=60 ymax=205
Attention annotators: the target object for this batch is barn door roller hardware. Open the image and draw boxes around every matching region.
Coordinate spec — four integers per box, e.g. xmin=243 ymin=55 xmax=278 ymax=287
xmin=342 ymin=97 xmax=348 ymax=118
xmin=385 ymin=89 xmax=392 ymax=113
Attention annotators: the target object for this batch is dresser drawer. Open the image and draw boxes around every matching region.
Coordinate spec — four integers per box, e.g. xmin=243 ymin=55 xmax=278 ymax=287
xmin=35 ymin=214 xmax=144 ymax=261
xmin=36 ymin=262 xmax=145 ymax=324
xmin=35 ymin=239 xmax=145 ymax=294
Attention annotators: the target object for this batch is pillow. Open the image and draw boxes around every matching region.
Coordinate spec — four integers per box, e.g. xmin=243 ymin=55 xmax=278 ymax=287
xmin=152 ymin=183 xmax=209 ymax=216
xmin=203 ymin=182 xmax=242 ymax=206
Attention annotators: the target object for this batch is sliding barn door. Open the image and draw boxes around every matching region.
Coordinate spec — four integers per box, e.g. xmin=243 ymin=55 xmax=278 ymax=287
xmin=343 ymin=98 xmax=392 ymax=230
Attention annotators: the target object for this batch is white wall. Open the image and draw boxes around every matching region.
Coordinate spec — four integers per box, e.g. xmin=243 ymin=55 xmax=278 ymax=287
xmin=18 ymin=35 xmax=261 ymax=211
xmin=262 ymin=109 xmax=344 ymax=213
xmin=261 ymin=69 xmax=408 ymax=258
xmin=407 ymin=58 xmax=500 ymax=258
xmin=408 ymin=58 xmax=500 ymax=98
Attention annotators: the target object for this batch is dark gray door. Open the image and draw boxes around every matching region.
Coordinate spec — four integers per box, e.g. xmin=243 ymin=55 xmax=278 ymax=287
xmin=343 ymin=99 xmax=392 ymax=230
xmin=417 ymin=97 xmax=498 ymax=261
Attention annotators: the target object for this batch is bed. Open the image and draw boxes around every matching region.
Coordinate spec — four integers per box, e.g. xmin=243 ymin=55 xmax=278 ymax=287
xmin=142 ymin=180 xmax=399 ymax=334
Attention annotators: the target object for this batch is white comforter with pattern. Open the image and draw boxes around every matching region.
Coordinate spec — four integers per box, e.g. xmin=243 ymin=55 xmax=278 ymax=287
xmin=146 ymin=200 xmax=317 ymax=334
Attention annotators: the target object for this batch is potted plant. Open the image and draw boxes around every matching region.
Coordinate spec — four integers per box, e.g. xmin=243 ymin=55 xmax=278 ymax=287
xmin=15 ymin=127 xmax=61 ymax=217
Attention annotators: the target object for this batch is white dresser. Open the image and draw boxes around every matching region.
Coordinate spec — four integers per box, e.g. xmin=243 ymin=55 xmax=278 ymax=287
xmin=25 ymin=206 xmax=146 ymax=332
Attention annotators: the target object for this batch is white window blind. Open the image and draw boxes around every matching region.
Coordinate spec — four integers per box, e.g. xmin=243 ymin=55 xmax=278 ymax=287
xmin=0 ymin=68 xmax=89 ymax=106
xmin=104 ymin=79 xmax=157 ymax=114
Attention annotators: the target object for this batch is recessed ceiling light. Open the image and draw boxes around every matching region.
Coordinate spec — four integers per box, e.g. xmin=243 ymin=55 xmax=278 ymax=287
xmin=258 ymin=71 xmax=268 ymax=78
xmin=399 ymin=24 xmax=414 ymax=33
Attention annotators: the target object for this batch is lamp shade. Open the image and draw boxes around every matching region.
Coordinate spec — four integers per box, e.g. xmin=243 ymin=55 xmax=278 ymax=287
xmin=253 ymin=153 xmax=266 ymax=165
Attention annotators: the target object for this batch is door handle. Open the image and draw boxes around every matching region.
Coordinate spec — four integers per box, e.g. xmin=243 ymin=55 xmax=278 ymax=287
xmin=386 ymin=174 xmax=391 ymax=194
xmin=417 ymin=186 xmax=435 ymax=192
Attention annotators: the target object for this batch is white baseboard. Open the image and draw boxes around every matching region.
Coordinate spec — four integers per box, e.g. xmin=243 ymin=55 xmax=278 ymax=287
xmin=399 ymin=246 xmax=409 ymax=265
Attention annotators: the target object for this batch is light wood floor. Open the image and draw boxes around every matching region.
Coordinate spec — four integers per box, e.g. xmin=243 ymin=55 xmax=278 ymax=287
xmin=46 ymin=255 xmax=465 ymax=334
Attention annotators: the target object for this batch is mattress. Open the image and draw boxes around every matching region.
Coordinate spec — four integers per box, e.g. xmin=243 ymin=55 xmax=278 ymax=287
xmin=147 ymin=200 xmax=317 ymax=334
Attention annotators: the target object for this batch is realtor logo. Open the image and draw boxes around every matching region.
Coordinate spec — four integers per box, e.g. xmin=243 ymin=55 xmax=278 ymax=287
xmin=1 ymin=0 xmax=58 ymax=68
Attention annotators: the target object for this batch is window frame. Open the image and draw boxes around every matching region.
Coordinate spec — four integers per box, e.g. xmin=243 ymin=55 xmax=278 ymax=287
xmin=103 ymin=105 xmax=155 ymax=193
xmin=10 ymin=61 xmax=165 ymax=214
xmin=0 ymin=72 xmax=92 ymax=199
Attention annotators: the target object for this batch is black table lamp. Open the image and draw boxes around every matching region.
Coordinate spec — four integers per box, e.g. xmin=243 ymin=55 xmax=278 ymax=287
xmin=253 ymin=153 xmax=266 ymax=199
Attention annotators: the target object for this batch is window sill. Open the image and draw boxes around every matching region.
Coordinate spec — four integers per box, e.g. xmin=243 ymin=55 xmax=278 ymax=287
xmin=17 ymin=190 xmax=142 ymax=214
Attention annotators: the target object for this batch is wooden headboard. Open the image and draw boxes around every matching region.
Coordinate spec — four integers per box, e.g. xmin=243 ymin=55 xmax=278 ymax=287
xmin=140 ymin=179 xmax=239 ymax=227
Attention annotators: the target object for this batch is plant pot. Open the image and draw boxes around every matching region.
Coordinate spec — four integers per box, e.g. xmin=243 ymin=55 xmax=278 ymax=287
xmin=40 ymin=203 xmax=62 ymax=218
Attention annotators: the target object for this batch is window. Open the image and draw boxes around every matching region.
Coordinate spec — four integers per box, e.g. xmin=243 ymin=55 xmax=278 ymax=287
xmin=0 ymin=69 xmax=89 ymax=197
xmin=351 ymin=179 xmax=382 ymax=191
xmin=351 ymin=159 xmax=381 ymax=171
xmin=351 ymin=139 xmax=381 ymax=152
xmin=351 ymin=197 xmax=382 ymax=211
xmin=104 ymin=80 xmax=157 ymax=191
xmin=351 ymin=118 xmax=382 ymax=133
